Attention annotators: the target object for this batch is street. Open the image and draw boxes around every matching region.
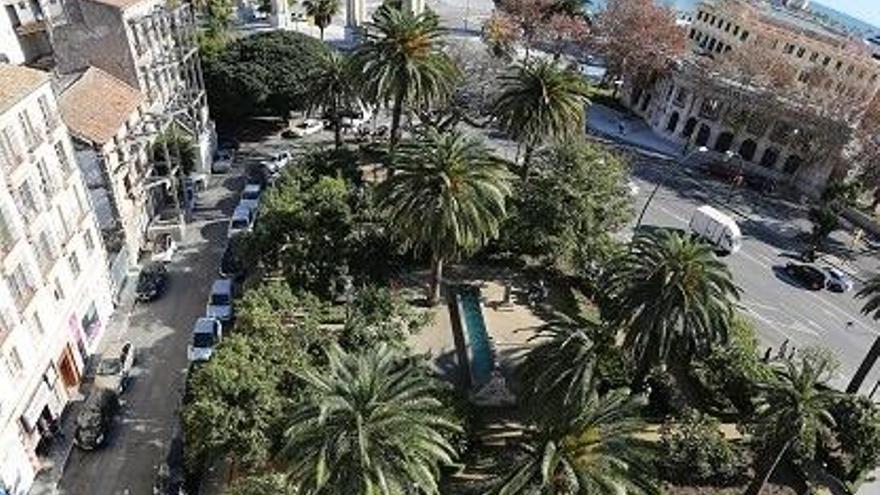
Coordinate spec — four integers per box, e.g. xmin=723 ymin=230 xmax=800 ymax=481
xmin=630 ymin=160 xmax=880 ymax=393
xmin=56 ymin=172 xmax=242 ymax=495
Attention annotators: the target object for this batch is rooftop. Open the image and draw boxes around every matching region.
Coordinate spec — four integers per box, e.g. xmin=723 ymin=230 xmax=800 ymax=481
xmin=0 ymin=64 xmax=50 ymax=115
xmin=59 ymin=67 xmax=144 ymax=145
xmin=81 ymin=0 xmax=150 ymax=10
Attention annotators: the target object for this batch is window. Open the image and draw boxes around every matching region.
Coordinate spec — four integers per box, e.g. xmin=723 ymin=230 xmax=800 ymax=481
xmin=810 ymin=52 xmax=818 ymax=62
xmin=72 ymin=184 xmax=86 ymax=218
xmin=733 ymin=25 xmax=740 ymax=35
xmin=15 ymin=180 xmax=38 ymax=216
xmin=6 ymin=264 xmax=33 ymax=307
xmin=823 ymin=55 xmax=831 ymax=66
xmin=18 ymin=111 xmax=37 ymax=147
xmin=796 ymin=47 xmax=805 ymax=58
xmin=56 ymin=206 xmax=69 ymax=240
xmin=84 ymin=229 xmax=94 ymax=252
xmin=784 ymin=43 xmax=795 ymax=55
xmin=740 ymin=30 xmax=749 ymax=41
xmin=37 ymin=95 xmax=54 ymax=130
xmin=689 ymin=28 xmax=696 ymax=39
xmin=54 ymin=142 xmax=70 ymax=174
xmin=724 ymin=21 xmax=731 ymax=32
xmin=699 ymin=98 xmax=722 ymax=120
xmin=36 ymin=158 xmax=55 ymax=197
xmin=53 ymin=277 xmax=64 ymax=300
xmin=68 ymin=251 xmax=81 ymax=277
xmin=32 ymin=311 xmax=45 ymax=335
xmin=836 ymin=60 xmax=843 ymax=71
xmin=0 ymin=126 xmax=20 ymax=167
xmin=5 ymin=347 xmax=23 ymax=376
xmin=36 ymin=230 xmax=55 ymax=268
xmin=846 ymin=65 xmax=854 ymax=75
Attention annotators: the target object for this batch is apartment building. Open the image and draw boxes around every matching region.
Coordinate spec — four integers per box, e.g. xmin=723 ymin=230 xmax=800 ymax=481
xmin=0 ymin=0 xmax=63 ymax=65
xmin=624 ymin=0 xmax=880 ymax=197
xmin=0 ymin=64 xmax=114 ymax=495
xmin=53 ymin=0 xmax=215 ymax=170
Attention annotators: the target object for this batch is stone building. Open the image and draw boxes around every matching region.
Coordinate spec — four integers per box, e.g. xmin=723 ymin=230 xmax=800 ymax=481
xmin=0 ymin=0 xmax=62 ymax=65
xmin=0 ymin=63 xmax=114 ymax=495
xmin=625 ymin=0 xmax=880 ymax=196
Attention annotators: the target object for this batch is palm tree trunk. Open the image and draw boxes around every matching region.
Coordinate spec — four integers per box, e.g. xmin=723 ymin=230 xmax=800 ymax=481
xmin=319 ymin=25 xmax=325 ymax=40
xmin=520 ymin=144 xmax=534 ymax=180
xmin=332 ymin=99 xmax=342 ymax=149
xmin=428 ymin=255 xmax=444 ymax=306
xmin=390 ymin=88 xmax=405 ymax=153
xmin=745 ymin=438 xmax=793 ymax=495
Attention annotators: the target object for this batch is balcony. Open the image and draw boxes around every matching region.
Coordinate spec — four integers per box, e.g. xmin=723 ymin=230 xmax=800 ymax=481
xmin=25 ymin=132 xmax=44 ymax=153
xmin=8 ymin=283 xmax=36 ymax=313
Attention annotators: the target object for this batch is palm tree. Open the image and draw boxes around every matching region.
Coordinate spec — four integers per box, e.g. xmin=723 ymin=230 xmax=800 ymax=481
xmin=494 ymin=389 xmax=658 ymax=494
xmin=354 ymin=6 xmax=460 ymax=151
xmin=492 ymin=60 xmax=591 ymax=179
xmin=377 ymin=129 xmax=511 ymax=305
xmin=302 ymin=0 xmax=339 ymax=40
xmin=518 ymin=319 xmax=598 ymax=429
xmin=850 ymin=280 xmax=880 ymax=393
xmin=607 ymin=229 xmax=740 ymax=382
xmin=304 ymin=50 xmax=357 ymax=148
xmin=278 ymin=345 xmax=460 ymax=494
xmin=745 ymin=351 xmax=839 ymax=495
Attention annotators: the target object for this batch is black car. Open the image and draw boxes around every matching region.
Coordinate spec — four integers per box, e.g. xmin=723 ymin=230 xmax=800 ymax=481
xmin=743 ymin=174 xmax=776 ymax=194
xmin=135 ymin=263 xmax=168 ymax=302
xmin=783 ymin=262 xmax=826 ymax=290
xmin=219 ymin=243 xmax=245 ymax=280
xmin=74 ymin=388 xmax=119 ymax=450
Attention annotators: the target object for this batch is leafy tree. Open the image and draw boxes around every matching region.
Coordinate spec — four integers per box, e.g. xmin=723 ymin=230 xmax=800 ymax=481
xmin=339 ymin=285 xmax=432 ymax=351
xmin=658 ymin=409 xmax=747 ymax=486
xmin=303 ymin=50 xmax=358 ymax=148
xmin=857 ymin=276 xmax=880 ymax=320
xmin=744 ymin=350 xmax=839 ymax=495
xmin=807 ymin=204 xmax=839 ymax=251
xmin=234 ymin=281 xmax=332 ymax=350
xmin=502 ymin=139 xmax=632 ymax=272
xmin=376 ymin=129 xmax=512 ymax=305
xmin=354 ymin=6 xmax=460 ymax=151
xmin=203 ymin=31 xmax=329 ymax=124
xmin=593 ymin=0 xmax=686 ymax=88
xmin=492 ymin=60 xmax=591 ymax=178
xmin=822 ymin=395 xmax=880 ymax=483
xmin=494 ymin=389 xmax=658 ymax=494
xmin=606 ymin=229 xmax=740 ymax=382
xmin=278 ymin=345 xmax=460 ymax=494
xmin=151 ymin=127 xmax=197 ymax=176
xmin=302 ymin=0 xmax=340 ymax=40
xmin=227 ymin=474 xmax=293 ymax=495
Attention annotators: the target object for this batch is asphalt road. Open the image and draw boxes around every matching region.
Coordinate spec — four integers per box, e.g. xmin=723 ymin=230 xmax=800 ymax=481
xmin=629 ymin=160 xmax=880 ymax=394
xmin=57 ymin=172 xmax=242 ymax=495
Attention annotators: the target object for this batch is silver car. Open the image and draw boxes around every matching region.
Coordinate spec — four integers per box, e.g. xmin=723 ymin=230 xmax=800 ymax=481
xmin=93 ymin=341 xmax=135 ymax=394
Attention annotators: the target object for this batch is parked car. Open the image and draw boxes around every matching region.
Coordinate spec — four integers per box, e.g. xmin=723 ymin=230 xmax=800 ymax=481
xmin=238 ymin=183 xmax=262 ymax=212
xmin=188 ymin=317 xmax=222 ymax=362
xmin=783 ymin=262 xmax=826 ymax=290
xmin=135 ymin=263 xmax=168 ymax=302
xmin=704 ymin=161 xmax=740 ymax=182
xmin=261 ymin=150 xmax=292 ymax=175
xmin=290 ymin=118 xmax=323 ymax=137
xmin=824 ymin=267 xmax=854 ymax=292
xmin=74 ymin=388 xmax=119 ymax=450
xmin=227 ymin=205 xmax=255 ymax=238
xmin=206 ymin=279 xmax=234 ymax=323
xmin=743 ymin=173 xmax=776 ymax=195
xmin=219 ymin=242 xmax=245 ymax=280
xmin=93 ymin=341 xmax=135 ymax=395
xmin=212 ymin=149 xmax=234 ymax=174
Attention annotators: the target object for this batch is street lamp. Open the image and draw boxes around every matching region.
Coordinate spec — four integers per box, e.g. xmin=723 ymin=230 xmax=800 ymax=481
xmin=634 ymin=146 xmax=709 ymax=230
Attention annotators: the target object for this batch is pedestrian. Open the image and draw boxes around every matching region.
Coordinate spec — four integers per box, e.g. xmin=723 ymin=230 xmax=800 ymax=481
xmin=763 ymin=346 xmax=773 ymax=362
xmin=618 ymin=121 xmax=626 ymax=135
xmin=777 ymin=338 xmax=789 ymax=360
xmin=788 ymin=346 xmax=797 ymax=361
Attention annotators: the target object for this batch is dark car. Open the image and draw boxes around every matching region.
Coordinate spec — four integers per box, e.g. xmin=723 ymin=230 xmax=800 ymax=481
xmin=74 ymin=389 xmax=119 ymax=450
xmin=704 ymin=161 xmax=740 ymax=182
xmin=219 ymin=243 xmax=245 ymax=280
xmin=135 ymin=263 xmax=168 ymax=302
xmin=783 ymin=262 xmax=826 ymax=290
xmin=743 ymin=174 xmax=776 ymax=194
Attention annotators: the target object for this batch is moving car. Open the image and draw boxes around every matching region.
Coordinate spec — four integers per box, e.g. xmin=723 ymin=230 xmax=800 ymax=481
xmin=824 ymin=267 xmax=854 ymax=292
xmin=188 ymin=317 xmax=222 ymax=362
xmin=783 ymin=262 xmax=826 ymax=291
xmin=74 ymin=389 xmax=119 ymax=450
xmin=688 ymin=205 xmax=742 ymax=255
xmin=93 ymin=341 xmax=135 ymax=395
xmin=212 ymin=149 xmax=234 ymax=174
xmin=290 ymin=118 xmax=323 ymax=137
xmin=135 ymin=263 xmax=168 ymax=302
xmin=227 ymin=205 xmax=255 ymax=238
xmin=238 ymin=183 xmax=262 ymax=212
xmin=205 ymin=279 xmax=234 ymax=323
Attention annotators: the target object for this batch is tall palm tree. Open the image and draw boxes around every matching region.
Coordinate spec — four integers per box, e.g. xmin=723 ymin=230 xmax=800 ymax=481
xmin=354 ymin=6 xmax=460 ymax=151
xmin=607 ymin=229 xmax=740 ymax=381
xmin=518 ymin=319 xmax=598 ymax=429
xmin=278 ymin=345 xmax=460 ymax=494
xmin=494 ymin=389 xmax=658 ymax=494
xmin=850 ymin=278 xmax=880 ymax=393
xmin=376 ymin=129 xmax=511 ymax=305
xmin=492 ymin=60 xmax=591 ymax=179
xmin=745 ymin=351 xmax=839 ymax=495
xmin=302 ymin=0 xmax=339 ymax=40
xmin=305 ymin=50 xmax=357 ymax=149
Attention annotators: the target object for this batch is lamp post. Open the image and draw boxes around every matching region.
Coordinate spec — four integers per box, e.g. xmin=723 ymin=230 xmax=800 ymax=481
xmin=634 ymin=146 xmax=709 ymax=230
xmin=723 ymin=150 xmax=744 ymax=205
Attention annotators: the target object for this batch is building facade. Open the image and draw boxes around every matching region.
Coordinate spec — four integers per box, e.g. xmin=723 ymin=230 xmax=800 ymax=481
xmin=0 ymin=63 xmax=113 ymax=495
xmin=625 ymin=0 xmax=880 ymax=196
xmin=0 ymin=0 xmax=62 ymax=65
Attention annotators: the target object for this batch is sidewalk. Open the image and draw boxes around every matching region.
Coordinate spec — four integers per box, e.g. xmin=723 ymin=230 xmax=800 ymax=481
xmin=27 ymin=273 xmax=140 ymax=495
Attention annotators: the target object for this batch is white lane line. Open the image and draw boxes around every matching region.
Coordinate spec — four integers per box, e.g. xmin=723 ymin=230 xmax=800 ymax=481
xmin=655 ymin=204 xmax=688 ymax=224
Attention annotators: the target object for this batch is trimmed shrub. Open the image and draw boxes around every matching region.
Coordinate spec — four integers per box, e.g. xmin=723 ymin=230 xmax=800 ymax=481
xmin=658 ymin=409 xmax=748 ymax=486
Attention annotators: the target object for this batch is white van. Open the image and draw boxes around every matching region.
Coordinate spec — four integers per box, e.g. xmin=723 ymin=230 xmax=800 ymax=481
xmin=688 ymin=205 xmax=742 ymax=255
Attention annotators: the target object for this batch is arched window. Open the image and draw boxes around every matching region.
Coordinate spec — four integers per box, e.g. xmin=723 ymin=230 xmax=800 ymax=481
xmin=666 ymin=112 xmax=680 ymax=132
xmin=640 ymin=93 xmax=652 ymax=112
xmin=760 ymin=147 xmax=779 ymax=168
xmin=739 ymin=139 xmax=757 ymax=161
xmin=783 ymin=155 xmax=802 ymax=175
xmin=682 ymin=117 xmax=698 ymax=138
xmin=695 ymin=124 xmax=712 ymax=147
xmin=714 ymin=131 xmax=734 ymax=152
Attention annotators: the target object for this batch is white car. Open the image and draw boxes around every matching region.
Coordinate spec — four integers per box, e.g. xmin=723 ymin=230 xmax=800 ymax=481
xmin=238 ymin=183 xmax=262 ymax=212
xmin=147 ymin=233 xmax=177 ymax=264
xmin=290 ymin=118 xmax=323 ymax=138
xmin=824 ymin=267 xmax=854 ymax=293
xmin=227 ymin=205 xmax=255 ymax=238
xmin=261 ymin=150 xmax=292 ymax=175
xmin=188 ymin=317 xmax=222 ymax=362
